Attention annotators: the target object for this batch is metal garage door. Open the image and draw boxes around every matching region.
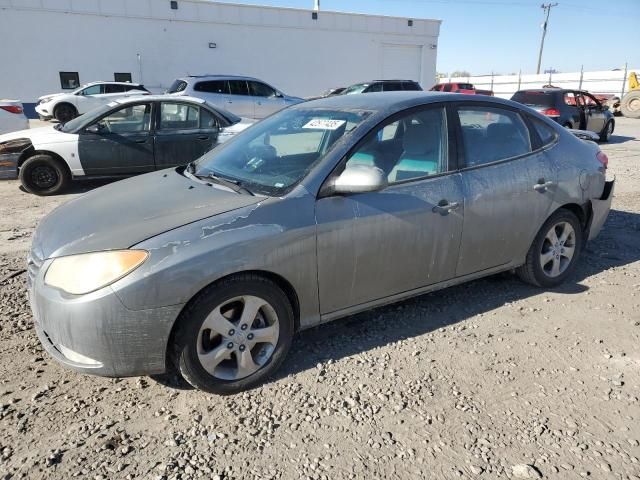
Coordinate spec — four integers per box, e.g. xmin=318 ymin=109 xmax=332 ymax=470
xmin=382 ymin=44 xmax=422 ymax=81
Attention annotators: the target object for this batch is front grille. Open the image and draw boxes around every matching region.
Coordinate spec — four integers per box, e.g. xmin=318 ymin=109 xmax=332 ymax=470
xmin=26 ymin=248 xmax=43 ymax=289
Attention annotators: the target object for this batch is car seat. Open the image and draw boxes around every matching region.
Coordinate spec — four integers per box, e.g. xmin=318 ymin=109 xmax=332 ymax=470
xmin=388 ymin=124 xmax=441 ymax=182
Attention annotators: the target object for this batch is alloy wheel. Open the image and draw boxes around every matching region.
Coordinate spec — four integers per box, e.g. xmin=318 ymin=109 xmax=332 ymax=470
xmin=196 ymin=295 xmax=279 ymax=380
xmin=539 ymin=221 xmax=576 ymax=278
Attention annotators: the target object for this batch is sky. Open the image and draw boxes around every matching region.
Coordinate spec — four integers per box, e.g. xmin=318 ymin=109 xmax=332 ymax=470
xmin=214 ymin=0 xmax=640 ymax=75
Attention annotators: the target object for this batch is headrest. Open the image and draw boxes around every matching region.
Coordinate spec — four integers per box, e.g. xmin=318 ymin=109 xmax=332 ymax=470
xmin=487 ymin=122 xmax=516 ymax=139
xmin=402 ymin=124 xmax=439 ymax=155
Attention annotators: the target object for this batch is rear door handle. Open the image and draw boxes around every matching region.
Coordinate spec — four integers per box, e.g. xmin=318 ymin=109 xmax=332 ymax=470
xmin=432 ymin=200 xmax=460 ymax=215
xmin=197 ymin=135 xmax=209 ymax=141
xmin=534 ymin=180 xmax=555 ymax=192
xmin=133 ymin=139 xmax=147 ymax=144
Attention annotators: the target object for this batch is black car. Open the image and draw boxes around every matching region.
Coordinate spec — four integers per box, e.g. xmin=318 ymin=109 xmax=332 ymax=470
xmin=341 ymin=80 xmax=422 ymax=95
xmin=0 ymin=96 xmax=251 ymax=195
xmin=511 ymin=88 xmax=615 ymax=142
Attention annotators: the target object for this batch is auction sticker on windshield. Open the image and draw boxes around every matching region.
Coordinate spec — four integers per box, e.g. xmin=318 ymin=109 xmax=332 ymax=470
xmin=303 ymin=119 xmax=346 ymax=130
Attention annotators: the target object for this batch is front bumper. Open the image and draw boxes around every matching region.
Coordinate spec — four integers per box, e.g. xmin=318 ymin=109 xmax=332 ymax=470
xmin=34 ymin=104 xmax=52 ymax=119
xmin=28 ymin=253 xmax=184 ymax=377
xmin=588 ymin=179 xmax=615 ymax=241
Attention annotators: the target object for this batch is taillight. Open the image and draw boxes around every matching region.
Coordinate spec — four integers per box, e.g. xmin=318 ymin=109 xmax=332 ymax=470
xmin=0 ymin=105 xmax=23 ymax=114
xmin=596 ymin=151 xmax=608 ymax=169
xmin=541 ymin=107 xmax=560 ymax=117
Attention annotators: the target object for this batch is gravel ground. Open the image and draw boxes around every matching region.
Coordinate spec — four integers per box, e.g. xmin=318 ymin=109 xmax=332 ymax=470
xmin=0 ymin=119 xmax=638 ymax=480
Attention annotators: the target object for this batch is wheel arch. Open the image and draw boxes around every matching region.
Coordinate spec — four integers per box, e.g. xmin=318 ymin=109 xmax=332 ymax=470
xmin=551 ymin=202 xmax=592 ymax=236
xmin=18 ymin=149 xmax=71 ymax=174
xmin=53 ymin=101 xmax=78 ymax=116
xmin=164 ymin=269 xmax=301 ymax=371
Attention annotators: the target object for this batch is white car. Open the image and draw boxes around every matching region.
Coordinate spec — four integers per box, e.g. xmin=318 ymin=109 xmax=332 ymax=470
xmin=35 ymin=81 xmax=150 ymax=123
xmin=0 ymin=100 xmax=29 ymax=135
xmin=0 ymin=96 xmax=253 ymax=194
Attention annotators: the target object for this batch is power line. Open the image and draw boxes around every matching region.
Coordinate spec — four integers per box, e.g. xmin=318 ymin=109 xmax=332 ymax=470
xmin=536 ymin=2 xmax=558 ymax=75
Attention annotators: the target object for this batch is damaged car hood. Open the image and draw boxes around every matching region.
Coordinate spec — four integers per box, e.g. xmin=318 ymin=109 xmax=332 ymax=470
xmin=0 ymin=126 xmax=72 ymax=145
xmin=33 ymin=169 xmax=262 ymax=259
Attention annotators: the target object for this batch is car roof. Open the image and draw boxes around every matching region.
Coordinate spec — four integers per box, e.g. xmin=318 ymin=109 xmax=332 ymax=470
xmin=182 ymin=75 xmax=262 ymax=82
xmin=113 ymin=95 xmax=206 ymax=105
xmin=84 ymin=81 xmax=144 ymax=87
xmin=293 ymin=91 xmax=520 ymax=113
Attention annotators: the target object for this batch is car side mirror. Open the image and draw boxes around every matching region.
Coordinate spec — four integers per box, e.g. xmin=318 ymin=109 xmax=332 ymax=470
xmin=275 ymin=92 xmax=284 ymax=98
xmin=331 ymin=165 xmax=387 ymax=195
xmin=603 ymin=104 xmax=609 ymax=111
xmin=85 ymin=123 xmax=103 ymax=134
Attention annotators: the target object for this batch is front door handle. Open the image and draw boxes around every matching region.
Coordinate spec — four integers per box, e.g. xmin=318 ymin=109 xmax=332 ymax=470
xmin=133 ymin=139 xmax=147 ymax=144
xmin=432 ymin=200 xmax=460 ymax=215
xmin=197 ymin=135 xmax=209 ymax=141
xmin=534 ymin=180 xmax=555 ymax=192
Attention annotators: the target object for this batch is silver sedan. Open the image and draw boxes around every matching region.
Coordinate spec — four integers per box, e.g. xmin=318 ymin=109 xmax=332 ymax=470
xmin=27 ymin=92 xmax=614 ymax=394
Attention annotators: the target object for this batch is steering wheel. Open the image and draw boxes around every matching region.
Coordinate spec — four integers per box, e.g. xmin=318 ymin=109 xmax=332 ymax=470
xmin=242 ymin=144 xmax=277 ymax=172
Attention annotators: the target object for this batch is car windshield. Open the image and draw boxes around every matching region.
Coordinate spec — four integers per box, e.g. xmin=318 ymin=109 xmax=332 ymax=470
xmin=342 ymin=84 xmax=369 ymax=95
xmin=59 ymin=103 xmax=117 ymax=132
xmin=193 ymin=107 xmax=371 ymax=196
xmin=512 ymin=91 xmax=556 ymax=107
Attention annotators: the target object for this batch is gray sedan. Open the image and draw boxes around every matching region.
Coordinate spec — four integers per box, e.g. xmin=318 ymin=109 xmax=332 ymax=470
xmin=27 ymin=92 xmax=614 ymax=394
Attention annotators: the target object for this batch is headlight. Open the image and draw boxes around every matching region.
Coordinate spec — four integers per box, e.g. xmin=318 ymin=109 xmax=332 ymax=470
xmin=45 ymin=250 xmax=148 ymax=295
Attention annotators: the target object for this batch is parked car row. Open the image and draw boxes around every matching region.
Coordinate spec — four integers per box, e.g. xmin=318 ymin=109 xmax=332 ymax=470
xmin=26 ymin=91 xmax=614 ymax=394
xmin=0 ymin=96 xmax=252 ymax=194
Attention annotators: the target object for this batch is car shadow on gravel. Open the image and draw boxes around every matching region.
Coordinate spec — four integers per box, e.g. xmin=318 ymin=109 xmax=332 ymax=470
xmin=607 ymin=135 xmax=636 ymax=145
xmin=275 ymin=208 xmax=640 ymax=383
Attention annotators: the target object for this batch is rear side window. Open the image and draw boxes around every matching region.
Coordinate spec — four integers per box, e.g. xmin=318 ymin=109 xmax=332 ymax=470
xmin=168 ymin=80 xmax=188 ymax=94
xmin=382 ymin=82 xmax=403 ymax=92
xmin=228 ymin=80 xmax=249 ymax=96
xmin=200 ymin=108 xmax=220 ymax=129
xmin=443 ymin=84 xmax=452 ymax=92
xmin=159 ymin=103 xmax=200 ymax=130
xmin=529 ymin=116 xmax=558 ymax=146
xmin=512 ymin=91 xmax=555 ymax=107
xmin=402 ymin=82 xmax=422 ymax=91
xmin=458 ymin=106 xmax=532 ymax=167
xmin=104 ymin=84 xmax=125 ymax=94
xmin=194 ymin=81 xmax=229 ymax=94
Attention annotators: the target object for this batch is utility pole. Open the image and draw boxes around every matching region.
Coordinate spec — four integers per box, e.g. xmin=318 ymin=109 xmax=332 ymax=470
xmin=536 ymin=3 xmax=558 ymax=75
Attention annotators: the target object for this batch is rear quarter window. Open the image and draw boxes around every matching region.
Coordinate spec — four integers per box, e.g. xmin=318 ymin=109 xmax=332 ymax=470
xmin=529 ymin=116 xmax=558 ymax=146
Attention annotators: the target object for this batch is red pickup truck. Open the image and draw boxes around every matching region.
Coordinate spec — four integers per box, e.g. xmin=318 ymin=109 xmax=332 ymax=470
xmin=430 ymin=82 xmax=494 ymax=96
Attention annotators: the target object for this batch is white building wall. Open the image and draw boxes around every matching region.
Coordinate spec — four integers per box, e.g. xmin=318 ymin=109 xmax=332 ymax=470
xmin=0 ymin=0 xmax=440 ymax=106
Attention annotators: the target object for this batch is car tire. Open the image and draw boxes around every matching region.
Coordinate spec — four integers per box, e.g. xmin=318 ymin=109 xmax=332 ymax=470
xmin=599 ymin=120 xmax=614 ymax=142
xmin=516 ymin=209 xmax=583 ymax=288
xmin=171 ymin=274 xmax=295 ymax=395
xmin=53 ymin=103 xmax=77 ymax=123
xmin=19 ymin=154 xmax=70 ymax=196
xmin=620 ymin=90 xmax=640 ymax=119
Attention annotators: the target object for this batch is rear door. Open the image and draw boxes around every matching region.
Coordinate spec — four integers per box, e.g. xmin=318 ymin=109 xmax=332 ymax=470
xmin=248 ymin=81 xmax=285 ymax=119
xmin=453 ymin=103 xmax=557 ymax=276
xmin=154 ymin=101 xmax=219 ymax=169
xmin=78 ymin=102 xmax=155 ymax=175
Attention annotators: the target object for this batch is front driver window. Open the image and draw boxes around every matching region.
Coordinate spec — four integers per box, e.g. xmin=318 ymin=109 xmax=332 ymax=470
xmin=345 ymin=107 xmax=449 ymax=183
xmin=94 ymin=104 xmax=151 ymax=134
xmin=81 ymin=85 xmax=103 ymax=96
xmin=249 ymin=81 xmax=277 ymax=97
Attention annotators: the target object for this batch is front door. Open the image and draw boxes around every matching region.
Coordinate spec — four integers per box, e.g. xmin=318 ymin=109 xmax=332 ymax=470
xmin=78 ymin=102 xmax=155 ymax=175
xmin=224 ymin=80 xmax=255 ymax=118
xmin=315 ymin=105 xmax=464 ymax=315
xmin=154 ymin=102 xmax=218 ymax=169
xmin=581 ymin=92 xmax=607 ymax=134
xmin=248 ymin=81 xmax=286 ymax=119
xmin=453 ymin=103 xmax=557 ymax=276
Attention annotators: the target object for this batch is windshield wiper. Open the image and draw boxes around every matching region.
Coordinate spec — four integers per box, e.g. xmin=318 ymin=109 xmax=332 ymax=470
xmin=197 ymin=171 xmax=254 ymax=196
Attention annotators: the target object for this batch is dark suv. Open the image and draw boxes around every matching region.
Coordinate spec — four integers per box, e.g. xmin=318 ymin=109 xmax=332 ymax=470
xmin=342 ymin=80 xmax=422 ymax=95
xmin=511 ymin=88 xmax=615 ymax=142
